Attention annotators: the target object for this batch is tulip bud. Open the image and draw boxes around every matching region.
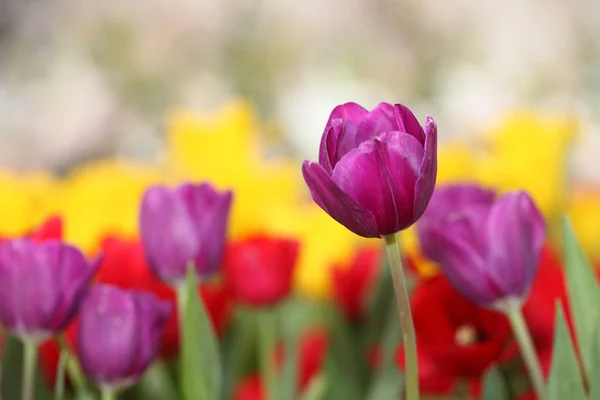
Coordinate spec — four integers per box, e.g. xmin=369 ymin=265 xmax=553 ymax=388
xmin=419 ymin=188 xmax=545 ymax=309
xmin=223 ymin=235 xmax=299 ymax=307
xmin=0 ymin=239 xmax=99 ymax=341
xmin=77 ymin=284 xmax=171 ymax=389
xmin=302 ymin=102 xmax=437 ymax=238
xmin=139 ymin=182 xmax=233 ymax=284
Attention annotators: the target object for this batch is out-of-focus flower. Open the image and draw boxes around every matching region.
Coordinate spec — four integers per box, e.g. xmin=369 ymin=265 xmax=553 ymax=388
xmin=54 ymin=160 xmax=165 ymax=253
xmin=223 ymin=235 xmax=299 ymax=307
xmin=396 ymin=275 xmax=510 ymax=394
xmin=233 ymin=375 xmax=264 ymax=400
xmin=0 ymin=239 xmax=99 ymax=340
xmin=567 ymin=186 xmax=600 ymax=260
xmin=275 ymin=329 xmax=329 ymax=391
xmin=302 ymin=102 xmax=438 ymax=238
xmin=165 ymin=101 xmax=302 ymax=239
xmin=77 ymin=285 xmax=171 ymax=388
xmin=265 ymin=204 xmax=364 ymax=300
xmin=421 ymin=191 xmax=545 ymax=309
xmin=140 ymin=182 xmax=233 ymax=283
xmin=0 ymin=169 xmax=57 ymax=237
xmin=39 ymin=236 xmax=232 ymax=384
xmin=331 ymin=246 xmax=381 ymax=321
xmin=477 ymin=112 xmax=576 ymax=220
xmin=0 ymin=215 xmax=63 ymax=245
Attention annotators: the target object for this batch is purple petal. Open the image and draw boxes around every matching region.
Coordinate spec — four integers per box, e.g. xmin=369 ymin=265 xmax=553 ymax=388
xmin=412 ymin=116 xmax=438 ymax=221
xmin=139 ymin=186 xmax=200 ymax=283
xmin=130 ymin=292 xmax=172 ymax=380
xmin=301 ymin=161 xmax=379 ymax=238
xmin=331 ymin=131 xmax=424 ymax=235
xmin=319 ymin=121 xmax=360 ymax=174
xmin=427 ymin=227 xmax=502 ymax=307
xmin=391 ymin=104 xmax=425 ymax=145
xmin=483 ymin=192 xmax=545 ymax=300
xmin=328 ymin=102 xmax=368 ymax=125
xmin=355 ymin=102 xmax=397 ymax=144
xmin=78 ymin=285 xmax=139 ymax=385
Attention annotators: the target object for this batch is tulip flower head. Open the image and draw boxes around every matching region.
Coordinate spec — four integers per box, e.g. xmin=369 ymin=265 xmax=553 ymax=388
xmin=302 ymin=102 xmax=438 ymax=238
xmin=77 ymin=284 xmax=171 ymax=389
xmin=140 ymin=182 xmax=233 ymax=284
xmin=0 ymin=238 xmax=99 ymax=341
xmin=418 ymin=187 xmax=545 ymax=310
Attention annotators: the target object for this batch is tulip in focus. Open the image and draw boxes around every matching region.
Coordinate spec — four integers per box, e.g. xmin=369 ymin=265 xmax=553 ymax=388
xmin=302 ymin=102 xmax=437 ymax=238
xmin=418 ymin=187 xmax=544 ymax=309
xmin=223 ymin=235 xmax=299 ymax=307
xmin=77 ymin=285 xmax=171 ymax=393
xmin=139 ymin=182 xmax=233 ymax=284
xmin=0 ymin=239 xmax=99 ymax=340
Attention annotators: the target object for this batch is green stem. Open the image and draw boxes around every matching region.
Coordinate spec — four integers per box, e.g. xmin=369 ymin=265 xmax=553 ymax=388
xmin=176 ymin=282 xmax=188 ymax=396
xmin=100 ymin=386 xmax=116 ymax=400
xmin=21 ymin=340 xmax=38 ymax=400
xmin=257 ymin=309 xmax=277 ymax=400
xmin=383 ymin=234 xmax=419 ymax=400
xmin=57 ymin=335 xmax=87 ymax=392
xmin=54 ymin=350 xmax=67 ymax=400
xmin=506 ymin=306 xmax=547 ymax=400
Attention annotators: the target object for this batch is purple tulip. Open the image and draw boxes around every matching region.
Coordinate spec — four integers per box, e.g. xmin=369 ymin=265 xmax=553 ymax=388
xmin=420 ymin=190 xmax=545 ymax=309
xmin=0 ymin=239 xmax=100 ymax=340
xmin=139 ymin=182 xmax=233 ymax=284
xmin=77 ymin=284 xmax=171 ymax=388
xmin=302 ymin=102 xmax=437 ymax=238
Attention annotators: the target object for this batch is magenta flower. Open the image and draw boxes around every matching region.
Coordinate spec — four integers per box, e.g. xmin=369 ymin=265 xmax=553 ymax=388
xmin=139 ymin=182 xmax=233 ymax=284
xmin=0 ymin=239 xmax=100 ymax=340
xmin=420 ymin=190 xmax=545 ymax=309
xmin=302 ymin=102 xmax=437 ymax=238
xmin=77 ymin=284 xmax=171 ymax=388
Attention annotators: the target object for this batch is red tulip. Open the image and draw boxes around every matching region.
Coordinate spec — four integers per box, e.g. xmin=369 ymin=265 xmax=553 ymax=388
xmin=233 ymin=375 xmax=264 ymax=400
xmin=0 ymin=215 xmax=63 ymax=245
xmin=331 ymin=246 xmax=381 ymax=321
xmin=396 ymin=274 xmax=511 ymax=396
xmin=223 ymin=235 xmax=299 ymax=307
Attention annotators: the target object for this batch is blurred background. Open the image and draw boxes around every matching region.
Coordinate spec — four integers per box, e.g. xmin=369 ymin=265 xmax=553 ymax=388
xmin=2 ymin=0 xmax=600 ymax=295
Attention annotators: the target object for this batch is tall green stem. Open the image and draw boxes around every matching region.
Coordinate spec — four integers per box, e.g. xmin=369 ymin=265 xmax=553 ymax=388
xmin=21 ymin=340 xmax=38 ymax=400
xmin=258 ymin=309 xmax=277 ymax=400
xmin=506 ymin=305 xmax=547 ymax=400
xmin=57 ymin=335 xmax=87 ymax=392
xmin=176 ymin=282 xmax=188 ymax=396
xmin=383 ymin=234 xmax=419 ymax=400
xmin=100 ymin=386 xmax=116 ymax=400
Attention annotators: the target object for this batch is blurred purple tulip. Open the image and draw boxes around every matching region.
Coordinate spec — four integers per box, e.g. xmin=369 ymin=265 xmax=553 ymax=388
xmin=0 ymin=239 xmax=99 ymax=340
xmin=302 ymin=102 xmax=437 ymax=238
xmin=77 ymin=284 xmax=171 ymax=387
xmin=419 ymin=190 xmax=545 ymax=309
xmin=139 ymin=182 xmax=233 ymax=284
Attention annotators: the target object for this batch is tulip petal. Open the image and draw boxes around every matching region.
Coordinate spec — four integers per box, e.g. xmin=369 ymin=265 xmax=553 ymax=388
xmin=177 ymin=183 xmax=233 ymax=277
xmin=413 ymin=116 xmax=438 ymax=220
xmin=319 ymin=103 xmax=368 ymax=173
xmin=140 ymin=186 xmax=200 ymax=282
xmin=332 ymin=131 xmax=424 ymax=235
xmin=427 ymin=228 xmax=502 ymax=306
xmin=78 ymin=285 xmax=139 ymax=384
xmin=301 ymin=161 xmax=379 ymax=238
xmin=355 ymin=103 xmax=425 ymax=145
xmin=484 ymin=192 xmax=545 ymax=301
xmin=131 ymin=293 xmax=172 ymax=379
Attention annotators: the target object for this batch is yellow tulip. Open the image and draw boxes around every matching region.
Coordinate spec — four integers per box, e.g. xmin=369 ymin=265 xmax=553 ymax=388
xmin=567 ymin=186 xmax=600 ymax=261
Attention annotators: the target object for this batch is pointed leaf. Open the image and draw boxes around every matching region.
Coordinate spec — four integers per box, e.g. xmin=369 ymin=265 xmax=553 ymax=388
xmin=481 ymin=367 xmax=509 ymax=400
xmin=587 ymin=320 xmax=600 ymax=400
xmin=302 ymin=374 xmax=327 ymax=400
xmin=323 ymin=354 xmax=361 ymax=400
xmin=54 ymin=350 xmax=67 ymax=400
xmin=275 ymin=329 xmax=299 ymax=400
xmin=548 ymin=303 xmax=586 ymax=400
xmin=563 ymin=217 xmax=600 ymax=379
xmin=179 ymin=266 xmax=222 ymax=400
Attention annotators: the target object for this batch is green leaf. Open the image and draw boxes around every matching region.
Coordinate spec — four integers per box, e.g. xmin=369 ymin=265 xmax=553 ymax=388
xmin=481 ymin=367 xmax=509 ymax=400
xmin=54 ymin=350 xmax=67 ymax=400
xmin=257 ymin=309 xmax=278 ymax=400
xmin=323 ymin=354 xmax=360 ymax=400
xmin=548 ymin=303 xmax=586 ymax=400
xmin=587 ymin=320 xmax=600 ymax=400
xmin=178 ymin=266 xmax=222 ymax=400
xmin=563 ymin=217 xmax=600 ymax=379
xmin=130 ymin=361 xmax=178 ymax=400
xmin=275 ymin=328 xmax=299 ymax=400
